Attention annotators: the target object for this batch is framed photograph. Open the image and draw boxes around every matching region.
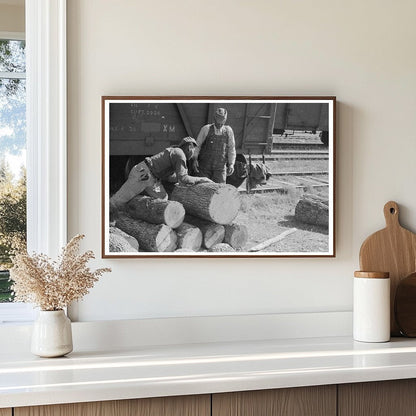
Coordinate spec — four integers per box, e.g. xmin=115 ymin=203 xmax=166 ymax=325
xmin=102 ymin=96 xmax=336 ymax=258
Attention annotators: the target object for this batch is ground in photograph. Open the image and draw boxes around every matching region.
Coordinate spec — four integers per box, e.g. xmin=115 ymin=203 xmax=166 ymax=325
xmin=234 ymin=132 xmax=330 ymax=253
xmin=236 ymin=190 xmax=329 ymax=253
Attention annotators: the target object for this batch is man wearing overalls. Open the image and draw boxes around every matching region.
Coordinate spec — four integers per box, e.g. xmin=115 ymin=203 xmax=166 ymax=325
xmin=193 ymin=107 xmax=236 ymax=184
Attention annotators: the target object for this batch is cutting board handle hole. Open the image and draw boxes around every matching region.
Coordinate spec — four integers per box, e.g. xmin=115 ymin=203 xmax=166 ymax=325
xmin=390 ymin=207 xmax=396 ymax=214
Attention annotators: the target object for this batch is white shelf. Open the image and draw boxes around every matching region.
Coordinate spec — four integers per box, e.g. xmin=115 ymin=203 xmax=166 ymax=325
xmin=2 ymin=334 xmax=416 ymax=408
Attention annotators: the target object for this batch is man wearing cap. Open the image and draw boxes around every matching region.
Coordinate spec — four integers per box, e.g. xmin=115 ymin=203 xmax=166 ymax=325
xmin=193 ymin=107 xmax=236 ymax=184
xmin=110 ymin=137 xmax=212 ymax=209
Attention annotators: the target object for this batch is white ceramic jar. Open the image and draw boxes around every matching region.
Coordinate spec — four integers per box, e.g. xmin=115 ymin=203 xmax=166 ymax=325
xmin=353 ymin=271 xmax=390 ymax=342
xmin=31 ymin=310 xmax=73 ymax=357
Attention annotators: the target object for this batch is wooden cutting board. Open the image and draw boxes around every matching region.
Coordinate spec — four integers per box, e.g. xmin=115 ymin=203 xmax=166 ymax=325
xmin=359 ymin=201 xmax=416 ymax=336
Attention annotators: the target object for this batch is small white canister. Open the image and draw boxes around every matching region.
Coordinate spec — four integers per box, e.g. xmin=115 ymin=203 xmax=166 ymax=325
xmin=353 ymin=271 xmax=390 ymax=342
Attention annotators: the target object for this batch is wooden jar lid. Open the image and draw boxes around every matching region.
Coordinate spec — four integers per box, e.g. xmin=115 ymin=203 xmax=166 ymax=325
xmin=354 ymin=271 xmax=390 ymax=279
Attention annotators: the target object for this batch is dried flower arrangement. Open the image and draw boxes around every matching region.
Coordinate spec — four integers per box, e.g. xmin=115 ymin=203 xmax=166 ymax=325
xmin=10 ymin=234 xmax=111 ymax=311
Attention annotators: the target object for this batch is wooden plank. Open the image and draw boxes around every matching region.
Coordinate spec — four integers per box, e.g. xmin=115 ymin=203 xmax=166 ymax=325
xmin=212 ymin=386 xmax=336 ymax=416
xmin=270 ymin=171 xmax=328 ymax=176
xmin=305 ymin=176 xmax=329 ymax=184
xmin=249 ymin=228 xmax=297 ymax=252
xmin=250 ymin=155 xmax=329 ymax=161
xmin=15 ymin=395 xmax=210 ymax=416
xmin=0 ymin=409 xmax=12 ymax=416
xmin=339 ymin=380 xmax=416 ymax=416
xmin=297 ymin=176 xmax=328 ymax=186
xmin=239 ymin=184 xmax=328 ymax=195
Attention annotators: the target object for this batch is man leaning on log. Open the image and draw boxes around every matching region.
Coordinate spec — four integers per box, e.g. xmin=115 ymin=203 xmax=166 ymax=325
xmin=110 ymin=137 xmax=212 ymax=215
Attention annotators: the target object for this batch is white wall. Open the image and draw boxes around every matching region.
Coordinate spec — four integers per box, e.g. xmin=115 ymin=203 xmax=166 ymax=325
xmin=67 ymin=0 xmax=416 ymax=322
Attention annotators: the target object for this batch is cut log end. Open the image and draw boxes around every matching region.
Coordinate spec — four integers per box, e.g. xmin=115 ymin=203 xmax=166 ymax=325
xmin=224 ymin=223 xmax=248 ymax=250
xmin=164 ymin=201 xmax=185 ymax=228
xmin=155 ymin=225 xmax=178 ymax=252
xmin=109 ymin=226 xmax=139 ymax=250
xmin=204 ymin=224 xmax=226 ymax=249
xmin=184 ymin=215 xmax=225 ymax=249
xmin=175 ymin=223 xmax=203 ymax=251
xmin=209 ymin=185 xmax=241 ymax=224
xmin=109 ymin=233 xmax=138 ymax=253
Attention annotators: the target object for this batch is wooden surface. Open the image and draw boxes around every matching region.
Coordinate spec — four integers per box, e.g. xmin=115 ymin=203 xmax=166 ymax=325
xmin=212 ymin=386 xmax=336 ymax=416
xmin=354 ymin=271 xmax=389 ymax=278
xmin=339 ymin=380 xmax=416 ymax=416
xmin=395 ymin=272 xmax=416 ymax=336
xmin=0 ymin=409 xmax=12 ymax=416
xmin=359 ymin=201 xmax=416 ymax=335
xmin=15 ymin=395 xmax=210 ymax=416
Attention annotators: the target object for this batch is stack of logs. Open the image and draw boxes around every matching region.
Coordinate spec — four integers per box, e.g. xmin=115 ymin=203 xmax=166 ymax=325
xmin=109 ymin=183 xmax=249 ymax=253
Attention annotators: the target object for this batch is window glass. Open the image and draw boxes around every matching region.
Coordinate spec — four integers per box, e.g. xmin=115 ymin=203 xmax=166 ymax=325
xmin=0 ymin=39 xmax=26 ymax=303
xmin=0 ymin=40 xmax=26 ymax=72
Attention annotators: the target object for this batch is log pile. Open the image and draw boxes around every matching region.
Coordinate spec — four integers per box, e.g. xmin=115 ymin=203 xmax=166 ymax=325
xmin=185 ymin=215 xmax=225 ymax=249
xmin=110 ymin=183 xmax=247 ymax=253
xmin=295 ymin=194 xmax=329 ymax=227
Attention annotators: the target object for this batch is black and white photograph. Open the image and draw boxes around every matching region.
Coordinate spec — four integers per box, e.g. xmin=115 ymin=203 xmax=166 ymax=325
xmin=102 ymin=97 xmax=335 ymax=257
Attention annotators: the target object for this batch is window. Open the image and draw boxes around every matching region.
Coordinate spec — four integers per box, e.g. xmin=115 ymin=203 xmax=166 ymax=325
xmin=0 ymin=0 xmax=67 ymax=324
xmin=0 ymin=35 xmax=26 ymax=301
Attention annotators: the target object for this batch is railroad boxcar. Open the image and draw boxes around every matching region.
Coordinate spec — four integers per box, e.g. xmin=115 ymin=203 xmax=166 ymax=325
xmin=109 ymin=101 xmax=277 ymax=193
xmin=109 ymin=102 xmax=277 ymax=157
xmin=273 ymin=102 xmax=329 ymax=146
xmin=108 ymin=100 xmax=330 ymax=194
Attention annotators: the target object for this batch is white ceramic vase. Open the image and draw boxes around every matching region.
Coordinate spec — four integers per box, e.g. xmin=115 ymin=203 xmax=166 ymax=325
xmin=31 ymin=310 xmax=73 ymax=357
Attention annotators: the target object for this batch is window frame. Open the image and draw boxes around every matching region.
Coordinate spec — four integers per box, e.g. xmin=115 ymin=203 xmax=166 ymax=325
xmin=0 ymin=0 xmax=67 ymax=323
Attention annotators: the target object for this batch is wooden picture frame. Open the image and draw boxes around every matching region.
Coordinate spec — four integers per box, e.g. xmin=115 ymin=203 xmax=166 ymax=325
xmin=102 ymin=96 xmax=336 ymax=258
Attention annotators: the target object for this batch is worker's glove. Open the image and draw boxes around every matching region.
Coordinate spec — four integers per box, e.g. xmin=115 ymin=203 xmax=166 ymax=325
xmin=227 ymin=164 xmax=235 ymax=176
